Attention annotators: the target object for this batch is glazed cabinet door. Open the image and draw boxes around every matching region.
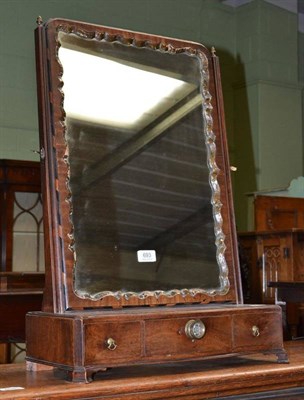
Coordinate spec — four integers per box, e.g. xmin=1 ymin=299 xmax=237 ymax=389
xmin=238 ymin=232 xmax=294 ymax=304
xmin=256 ymin=235 xmax=293 ymax=304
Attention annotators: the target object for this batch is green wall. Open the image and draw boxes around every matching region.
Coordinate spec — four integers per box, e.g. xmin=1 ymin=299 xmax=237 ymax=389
xmin=0 ymin=0 xmax=235 ymax=160
xmin=233 ymin=0 xmax=303 ymax=230
xmin=0 ymin=0 xmax=303 ymax=230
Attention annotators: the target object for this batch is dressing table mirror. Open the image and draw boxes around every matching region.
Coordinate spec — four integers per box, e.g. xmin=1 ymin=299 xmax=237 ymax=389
xmin=26 ymin=18 xmax=287 ymax=383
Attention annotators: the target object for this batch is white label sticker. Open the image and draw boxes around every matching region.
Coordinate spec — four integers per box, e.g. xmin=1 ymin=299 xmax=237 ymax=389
xmin=137 ymin=250 xmax=156 ymax=263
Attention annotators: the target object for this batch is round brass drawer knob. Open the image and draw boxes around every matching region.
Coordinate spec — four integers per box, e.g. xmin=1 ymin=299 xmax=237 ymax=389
xmin=185 ymin=319 xmax=206 ymax=340
xmin=105 ymin=337 xmax=117 ymax=350
xmin=252 ymin=325 xmax=260 ymax=337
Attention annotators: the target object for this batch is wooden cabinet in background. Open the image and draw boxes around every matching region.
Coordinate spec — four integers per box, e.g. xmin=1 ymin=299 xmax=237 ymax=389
xmin=239 ymin=195 xmax=304 ymax=338
xmin=254 ymin=195 xmax=304 ymax=232
xmin=239 ymin=229 xmax=304 ymax=304
xmin=0 ymin=160 xmax=44 ymax=363
xmin=0 ymin=159 xmax=44 ymax=273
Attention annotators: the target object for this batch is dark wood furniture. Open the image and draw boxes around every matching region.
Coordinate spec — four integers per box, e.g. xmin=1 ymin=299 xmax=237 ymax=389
xmin=254 ymin=195 xmax=304 ymax=232
xmin=238 ymin=229 xmax=304 ymax=304
xmin=269 ymin=281 xmax=304 ymax=303
xmin=268 ymin=281 xmax=304 ymax=335
xmin=0 ymin=341 xmax=304 ymax=399
xmin=0 ymin=273 xmax=44 ymax=343
xmin=0 ymin=159 xmax=42 ymax=272
xmin=239 ymin=195 xmax=304 ymax=337
xmin=26 ymin=18 xmax=286 ymax=383
xmin=241 ymin=195 xmax=304 ymax=301
xmin=0 ymin=160 xmax=45 ymax=362
xmin=268 ymin=281 xmax=304 ymax=340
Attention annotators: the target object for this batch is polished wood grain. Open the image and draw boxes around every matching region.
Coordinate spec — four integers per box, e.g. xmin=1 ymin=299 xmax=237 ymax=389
xmin=254 ymin=195 xmax=304 ymax=232
xmin=28 ymin=18 xmax=286 ymax=383
xmin=238 ymin=229 xmax=304 ymax=304
xmin=0 ymin=160 xmax=44 ymax=361
xmin=26 ymin=304 xmax=287 ymax=382
xmin=35 ymin=18 xmax=240 ymax=311
xmin=0 ymin=341 xmax=302 ymax=399
xmin=0 ymin=272 xmax=44 ymax=291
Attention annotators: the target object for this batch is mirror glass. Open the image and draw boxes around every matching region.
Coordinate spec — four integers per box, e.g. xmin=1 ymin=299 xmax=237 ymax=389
xmin=57 ymin=32 xmax=227 ymax=299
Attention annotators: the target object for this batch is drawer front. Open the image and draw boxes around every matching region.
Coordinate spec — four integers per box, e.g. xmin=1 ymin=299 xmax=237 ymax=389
xmin=145 ymin=316 xmax=232 ymax=360
xmin=84 ymin=321 xmax=142 ymax=365
xmin=233 ymin=311 xmax=283 ymax=351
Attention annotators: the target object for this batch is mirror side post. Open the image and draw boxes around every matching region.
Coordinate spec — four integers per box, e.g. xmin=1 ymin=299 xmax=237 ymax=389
xmin=211 ymin=48 xmax=244 ymax=305
xmin=34 ymin=18 xmax=62 ymax=313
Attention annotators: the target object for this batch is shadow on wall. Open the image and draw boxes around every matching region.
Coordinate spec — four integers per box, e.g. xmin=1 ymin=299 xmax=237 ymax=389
xmin=209 ymin=48 xmax=257 ymax=232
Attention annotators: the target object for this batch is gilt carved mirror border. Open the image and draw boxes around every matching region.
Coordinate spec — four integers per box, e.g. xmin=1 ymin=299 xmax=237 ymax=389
xmin=37 ymin=19 xmax=241 ymax=311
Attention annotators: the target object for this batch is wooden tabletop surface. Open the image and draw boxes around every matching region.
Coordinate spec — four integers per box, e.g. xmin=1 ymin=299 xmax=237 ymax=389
xmin=0 ymin=341 xmax=304 ymax=399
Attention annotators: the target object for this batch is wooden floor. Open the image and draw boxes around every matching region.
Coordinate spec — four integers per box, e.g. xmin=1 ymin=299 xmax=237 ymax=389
xmin=1 ymin=341 xmax=304 ymax=399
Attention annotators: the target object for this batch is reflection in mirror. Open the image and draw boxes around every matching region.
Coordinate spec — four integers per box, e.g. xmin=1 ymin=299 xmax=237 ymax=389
xmin=57 ymin=32 xmax=228 ymax=299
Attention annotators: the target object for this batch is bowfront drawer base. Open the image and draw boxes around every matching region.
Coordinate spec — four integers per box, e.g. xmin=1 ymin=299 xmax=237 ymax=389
xmin=233 ymin=311 xmax=283 ymax=351
xmin=145 ymin=315 xmax=232 ymax=360
xmin=26 ymin=304 xmax=288 ymax=383
xmin=85 ymin=321 xmax=142 ymax=364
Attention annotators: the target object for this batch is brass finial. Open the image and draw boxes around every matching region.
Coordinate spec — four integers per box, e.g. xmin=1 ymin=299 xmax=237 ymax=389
xmin=211 ymin=46 xmax=216 ymax=56
xmin=36 ymin=16 xmax=43 ymax=26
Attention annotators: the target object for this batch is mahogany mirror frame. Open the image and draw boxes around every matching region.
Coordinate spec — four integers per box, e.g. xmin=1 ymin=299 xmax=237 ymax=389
xmin=25 ymin=18 xmax=288 ymax=383
xmin=35 ymin=17 xmax=242 ymax=313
